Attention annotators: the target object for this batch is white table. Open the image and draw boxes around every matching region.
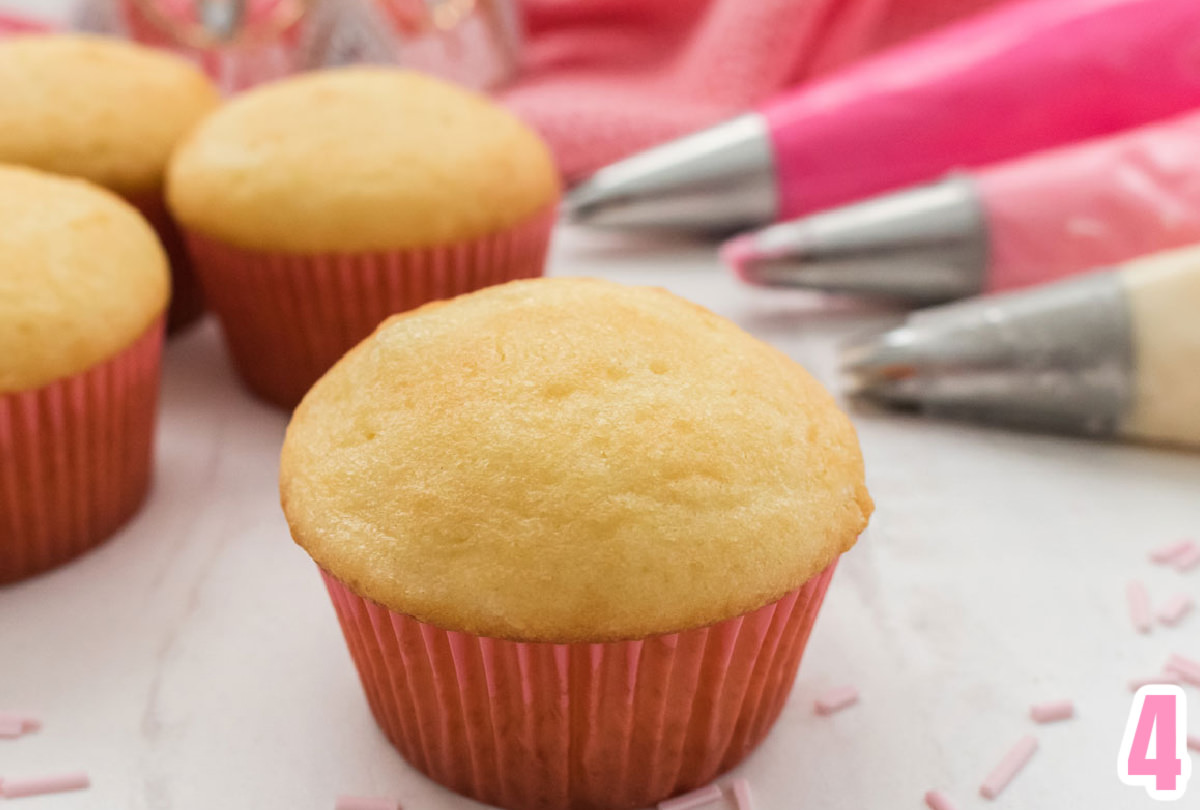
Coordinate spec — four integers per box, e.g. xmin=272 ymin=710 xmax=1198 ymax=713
xmin=3 ymin=224 xmax=1198 ymax=810
xmin=1 ymin=4 xmax=1198 ymax=806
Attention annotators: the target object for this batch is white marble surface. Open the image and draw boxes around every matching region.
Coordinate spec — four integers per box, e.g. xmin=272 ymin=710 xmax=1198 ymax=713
xmin=2 ymin=224 xmax=1199 ymax=810
xmin=1 ymin=2 xmax=1199 ymax=805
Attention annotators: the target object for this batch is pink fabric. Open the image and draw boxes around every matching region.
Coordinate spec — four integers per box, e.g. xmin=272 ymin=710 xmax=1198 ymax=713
xmin=504 ymin=0 xmax=1009 ymax=179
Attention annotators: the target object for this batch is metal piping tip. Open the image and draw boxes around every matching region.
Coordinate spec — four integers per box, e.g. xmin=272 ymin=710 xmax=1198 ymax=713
xmin=839 ymin=327 xmax=924 ymax=406
xmin=723 ymin=175 xmax=989 ymax=304
xmin=838 ymin=272 xmax=1137 ymax=437
xmin=564 ymin=113 xmax=779 ymax=233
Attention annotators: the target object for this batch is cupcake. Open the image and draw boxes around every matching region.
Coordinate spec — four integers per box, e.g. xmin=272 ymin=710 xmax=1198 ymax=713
xmin=0 ymin=34 xmax=220 ymax=332
xmin=279 ymin=278 xmax=872 ymax=809
xmin=167 ymin=68 xmax=561 ymax=409
xmin=0 ymin=166 xmax=168 ymax=584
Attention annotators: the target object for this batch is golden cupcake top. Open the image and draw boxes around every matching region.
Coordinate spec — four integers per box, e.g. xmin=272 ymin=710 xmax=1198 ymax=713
xmin=280 ymin=278 xmax=872 ymax=642
xmin=167 ymin=68 xmax=561 ymax=254
xmin=0 ymin=34 xmax=220 ymax=198
xmin=0 ymin=165 xmax=169 ymax=392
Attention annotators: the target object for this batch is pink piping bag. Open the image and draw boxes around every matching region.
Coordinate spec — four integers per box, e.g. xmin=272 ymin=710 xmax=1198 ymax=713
xmin=984 ymin=111 xmax=1200 ymax=291
xmin=725 ymin=108 xmax=1200 ymax=303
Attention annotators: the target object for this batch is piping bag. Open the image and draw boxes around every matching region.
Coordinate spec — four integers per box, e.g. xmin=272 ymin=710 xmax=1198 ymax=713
xmin=725 ymin=109 xmax=1200 ymax=302
xmin=840 ymin=244 xmax=1200 ymax=449
xmin=566 ymin=0 xmax=1200 ymax=233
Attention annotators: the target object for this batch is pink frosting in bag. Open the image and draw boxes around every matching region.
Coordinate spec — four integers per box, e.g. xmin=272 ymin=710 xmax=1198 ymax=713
xmin=981 ymin=110 xmax=1200 ymax=291
xmin=767 ymin=0 xmax=1200 ymax=219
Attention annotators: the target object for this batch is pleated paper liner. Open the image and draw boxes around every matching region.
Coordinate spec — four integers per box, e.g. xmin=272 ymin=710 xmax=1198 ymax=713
xmin=0 ymin=318 xmax=164 ymax=584
xmin=322 ymin=560 xmax=837 ymax=810
xmin=184 ymin=204 xmax=557 ymax=409
xmin=129 ymin=192 xmax=206 ymax=334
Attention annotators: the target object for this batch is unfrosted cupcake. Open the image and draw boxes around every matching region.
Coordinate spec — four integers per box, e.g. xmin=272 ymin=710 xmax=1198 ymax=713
xmin=0 ymin=34 xmax=219 ymax=331
xmin=279 ymin=278 xmax=872 ymax=810
xmin=168 ymin=68 xmax=561 ymax=409
xmin=0 ymin=166 xmax=168 ymax=584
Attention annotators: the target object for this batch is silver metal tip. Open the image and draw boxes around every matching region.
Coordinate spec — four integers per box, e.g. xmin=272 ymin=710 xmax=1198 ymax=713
xmin=562 ymin=180 xmax=606 ymax=224
xmin=561 ymin=114 xmax=778 ymax=232
xmin=834 ymin=273 xmax=1135 ymax=437
xmin=725 ymin=176 xmax=989 ymax=303
xmin=838 ymin=329 xmax=923 ymax=408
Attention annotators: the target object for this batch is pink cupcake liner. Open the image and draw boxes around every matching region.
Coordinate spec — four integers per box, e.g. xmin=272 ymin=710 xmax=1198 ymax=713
xmin=321 ymin=559 xmax=837 ymax=810
xmin=183 ymin=205 xmax=557 ymax=409
xmin=129 ymin=192 xmax=206 ymax=334
xmin=0 ymin=318 xmax=163 ymax=584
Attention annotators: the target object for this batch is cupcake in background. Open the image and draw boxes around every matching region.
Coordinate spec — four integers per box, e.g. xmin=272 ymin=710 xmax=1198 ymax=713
xmin=0 ymin=166 xmax=168 ymax=584
xmin=0 ymin=34 xmax=220 ymax=332
xmin=167 ymin=68 xmax=561 ymax=409
xmin=280 ymin=278 xmax=872 ymax=810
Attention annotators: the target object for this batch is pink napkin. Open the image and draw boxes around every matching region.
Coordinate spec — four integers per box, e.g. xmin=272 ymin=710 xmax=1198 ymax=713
xmin=0 ymin=0 xmax=1008 ymax=178
xmin=505 ymin=0 xmax=1010 ymax=179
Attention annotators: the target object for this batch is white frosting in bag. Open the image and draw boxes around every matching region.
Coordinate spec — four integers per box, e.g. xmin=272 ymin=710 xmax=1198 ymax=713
xmin=1121 ymin=247 xmax=1200 ymax=446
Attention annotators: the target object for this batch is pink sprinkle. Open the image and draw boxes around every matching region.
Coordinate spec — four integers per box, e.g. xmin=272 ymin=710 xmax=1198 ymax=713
xmin=0 ymin=719 xmax=23 ymax=739
xmin=1127 ymin=581 xmax=1152 ymax=633
xmin=1158 ymin=594 xmax=1194 ymax=626
xmin=1129 ymin=675 xmax=1180 ymax=691
xmin=658 ymin=784 xmax=723 ymax=810
xmin=1175 ymin=544 xmax=1200 ymax=571
xmin=925 ymin=790 xmax=959 ymax=810
xmin=730 ymin=778 xmax=755 ymax=810
xmin=0 ymin=714 xmax=39 ymax=734
xmin=1150 ymin=539 xmax=1197 ymax=564
xmin=1188 ymin=734 xmax=1200 ymax=752
xmin=814 ymin=685 xmax=859 ymax=715
xmin=0 ymin=772 xmax=89 ymax=798
xmin=1166 ymin=654 xmax=1200 ymax=686
xmin=979 ymin=735 xmax=1038 ymax=799
xmin=334 ymin=798 xmax=398 ymax=810
xmin=1030 ymin=700 xmax=1074 ymax=724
